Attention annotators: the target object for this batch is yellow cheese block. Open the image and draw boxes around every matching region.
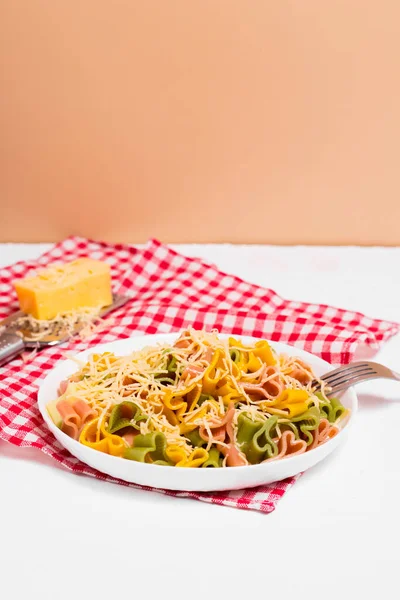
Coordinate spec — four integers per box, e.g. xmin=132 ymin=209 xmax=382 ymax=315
xmin=14 ymin=258 xmax=113 ymax=320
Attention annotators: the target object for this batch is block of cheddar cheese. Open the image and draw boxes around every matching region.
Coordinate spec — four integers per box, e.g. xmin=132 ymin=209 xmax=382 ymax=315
xmin=14 ymin=258 xmax=113 ymax=320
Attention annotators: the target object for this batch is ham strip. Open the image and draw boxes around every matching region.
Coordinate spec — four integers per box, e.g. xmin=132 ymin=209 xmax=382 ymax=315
xmin=223 ymin=444 xmax=248 ymax=467
xmin=199 ymin=404 xmax=236 ymax=442
xmin=72 ymin=399 xmax=96 ymax=422
xmin=242 ymin=366 xmax=283 ymax=399
xmin=58 ymin=373 xmax=82 ymax=396
xmin=181 ymin=364 xmax=204 ymax=379
xmin=264 ymin=431 xmax=307 ymax=462
xmin=199 ymin=404 xmax=248 ymax=466
xmin=180 ymin=346 xmax=214 ymax=380
xmin=287 ymin=360 xmax=313 ymax=384
xmin=202 ymin=347 xmax=214 ymax=362
xmin=309 ymin=418 xmax=340 ymax=450
xmin=57 ymin=400 xmax=80 ymax=439
xmin=174 ymin=335 xmax=191 ymax=349
xmin=57 ymin=398 xmax=97 ymax=440
xmin=121 ymin=431 xmax=137 ymax=446
xmin=58 ymin=379 xmax=69 ymax=396
xmin=222 ymin=407 xmax=248 ymax=466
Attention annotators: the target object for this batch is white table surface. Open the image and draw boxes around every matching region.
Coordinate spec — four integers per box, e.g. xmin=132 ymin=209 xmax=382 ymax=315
xmin=1 ymin=243 xmax=400 ymax=600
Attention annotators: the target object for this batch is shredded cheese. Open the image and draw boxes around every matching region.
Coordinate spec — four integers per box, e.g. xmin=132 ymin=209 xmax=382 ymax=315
xmin=14 ymin=306 xmax=105 ymax=342
xmin=54 ymin=327 xmax=339 ymax=459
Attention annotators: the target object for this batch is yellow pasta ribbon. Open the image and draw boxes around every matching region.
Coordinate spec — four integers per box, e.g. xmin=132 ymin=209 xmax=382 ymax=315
xmin=244 ymin=352 xmax=262 ymax=373
xmin=216 ymin=380 xmax=241 ymax=406
xmin=162 ymin=381 xmax=197 ymax=410
xmin=229 ymin=337 xmax=276 ymax=371
xmin=79 ymin=417 xmax=126 ymax=457
xmin=165 ymin=444 xmax=187 ymax=464
xmin=230 ymin=362 xmax=240 ymax=378
xmin=91 ymin=352 xmax=118 ymax=370
xmin=179 ymin=407 xmax=204 ymax=433
xmin=179 ymin=400 xmax=220 ymax=433
xmin=202 ymin=350 xmax=226 ymax=395
xmin=228 ymin=338 xmax=261 ymax=373
xmin=261 ymin=389 xmax=312 ymax=418
xmin=186 ymin=384 xmax=202 ymax=411
xmin=176 ymin=448 xmax=209 ymax=468
xmin=176 ymin=402 xmax=188 ymax=420
xmin=253 ymin=341 xmax=276 ymax=366
xmin=162 ymin=405 xmax=179 ymax=425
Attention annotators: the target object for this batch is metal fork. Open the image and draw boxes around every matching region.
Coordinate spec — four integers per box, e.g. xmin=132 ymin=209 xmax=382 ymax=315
xmin=313 ymin=361 xmax=400 ymax=395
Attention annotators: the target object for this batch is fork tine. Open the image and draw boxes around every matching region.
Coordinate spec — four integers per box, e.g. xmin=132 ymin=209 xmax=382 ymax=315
xmin=321 ymin=363 xmax=376 ymax=383
xmin=323 ymin=367 xmax=375 ymax=388
xmin=311 ymin=362 xmax=377 ymax=392
xmin=329 ymin=373 xmax=378 ymax=395
xmin=320 ymin=361 xmax=370 ymax=377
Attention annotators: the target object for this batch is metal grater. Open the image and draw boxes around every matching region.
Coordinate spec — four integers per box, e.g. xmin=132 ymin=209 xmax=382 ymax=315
xmin=0 ymin=294 xmax=130 ymax=367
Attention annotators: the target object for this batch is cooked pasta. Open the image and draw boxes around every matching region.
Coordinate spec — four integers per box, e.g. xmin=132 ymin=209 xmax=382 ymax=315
xmin=47 ymin=329 xmax=347 ymax=467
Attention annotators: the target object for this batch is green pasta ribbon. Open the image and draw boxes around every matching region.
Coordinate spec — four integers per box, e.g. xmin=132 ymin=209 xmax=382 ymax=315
xmin=229 ymin=349 xmax=241 ymax=363
xmin=107 ymin=401 xmax=147 ymax=434
xmin=202 ymin=447 xmax=223 ymax=468
xmin=185 ymin=428 xmax=207 ymax=448
xmin=237 ymin=414 xmax=278 ymax=464
xmin=167 ymin=355 xmax=178 ymax=373
xmin=314 ymin=392 xmax=331 ymax=420
xmin=327 ymin=397 xmax=346 ymax=422
xmin=124 ymin=432 xmax=169 ymax=463
xmin=315 ymin=393 xmax=346 ymax=423
xmin=279 ymin=422 xmax=300 ymax=438
xmin=290 ymin=406 xmax=320 ymax=445
xmin=154 ymin=354 xmax=178 ymax=384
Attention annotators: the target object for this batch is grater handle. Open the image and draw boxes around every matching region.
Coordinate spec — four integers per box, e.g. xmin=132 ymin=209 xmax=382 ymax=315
xmin=0 ymin=331 xmax=25 ymax=367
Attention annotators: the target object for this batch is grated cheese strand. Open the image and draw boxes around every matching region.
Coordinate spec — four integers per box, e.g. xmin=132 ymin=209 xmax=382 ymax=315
xmin=53 ymin=327 xmax=345 ymax=462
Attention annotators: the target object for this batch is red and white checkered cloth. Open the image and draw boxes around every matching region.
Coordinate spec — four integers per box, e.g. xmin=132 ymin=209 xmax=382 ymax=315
xmin=0 ymin=237 xmax=399 ymax=513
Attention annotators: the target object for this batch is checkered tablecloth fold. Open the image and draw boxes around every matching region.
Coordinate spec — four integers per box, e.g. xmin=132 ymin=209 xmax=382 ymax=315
xmin=0 ymin=237 xmax=398 ymax=513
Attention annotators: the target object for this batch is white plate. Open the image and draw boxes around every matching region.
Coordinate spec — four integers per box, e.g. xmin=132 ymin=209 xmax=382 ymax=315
xmin=38 ymin=333 xmax=357 ymax=492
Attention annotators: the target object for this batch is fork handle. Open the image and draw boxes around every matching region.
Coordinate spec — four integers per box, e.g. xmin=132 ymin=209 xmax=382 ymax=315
xmin=0 ymin=331 xmax=25 ymax=367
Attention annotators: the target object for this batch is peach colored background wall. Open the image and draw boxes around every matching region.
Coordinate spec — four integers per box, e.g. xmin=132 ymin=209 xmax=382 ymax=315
xmin=1 ymin=1 xmax=400 ymax=244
